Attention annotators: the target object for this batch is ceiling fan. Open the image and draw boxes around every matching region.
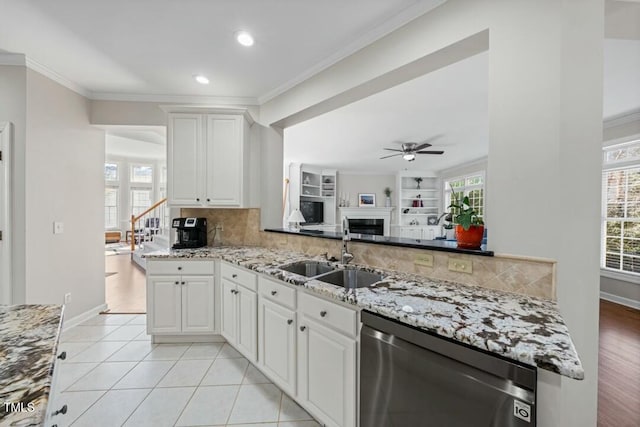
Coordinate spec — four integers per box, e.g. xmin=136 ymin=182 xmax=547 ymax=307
xmin=380 ymin=137 xmax=444 ymax=161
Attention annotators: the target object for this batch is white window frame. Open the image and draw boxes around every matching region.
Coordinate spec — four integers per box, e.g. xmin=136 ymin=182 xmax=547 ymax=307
xmin=105 ymin=186 xmax=119 ymax=230
xmin=130 ymin=163 xmax=154 ymax=185
xmin=601 ymin=138 xmax=640 ymax=283
xmin=130 ymin=187 xmax=153 ymax=218
xmin=443 ymin=171 xmax=486 ymax=221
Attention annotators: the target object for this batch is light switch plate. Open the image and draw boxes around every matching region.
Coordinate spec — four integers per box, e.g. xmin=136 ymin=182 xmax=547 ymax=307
xmin=448 ymin=257 xmax=472 ymax=274
xmin=414 ymin=253 xmax=433 ymax=267
xmin=53 ymin=222 xmax=64 ymax=234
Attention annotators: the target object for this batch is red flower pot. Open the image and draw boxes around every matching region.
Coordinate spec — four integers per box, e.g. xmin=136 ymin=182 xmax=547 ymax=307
xmin=455 ymin=224 xmax=484 ymax=249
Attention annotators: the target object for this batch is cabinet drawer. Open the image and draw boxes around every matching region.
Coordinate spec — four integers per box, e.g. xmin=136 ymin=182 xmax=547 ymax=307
xmin=221 ymin=262 xmax=257 ymax=291
xmin=147 ymin=260 xmax=214 ymax=276
xmin=259 ymin=277 xmax=296 ymax=310
xmin=299 ymin=292 xmax=357 ymax=337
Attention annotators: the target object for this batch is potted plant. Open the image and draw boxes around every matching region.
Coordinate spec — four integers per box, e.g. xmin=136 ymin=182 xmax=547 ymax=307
xmin=414 ymin=177 xmax=423 ymax=189
xmin=384 ymin=187 xmax=392 ymax=207
xmin=448 ymin=187 xmax=484 ymax=249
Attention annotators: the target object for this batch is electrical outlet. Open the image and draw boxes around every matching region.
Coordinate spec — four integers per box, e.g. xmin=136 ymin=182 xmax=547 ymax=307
xmin=448 ymin=258 xmax=472 ymax=274
xmin=53 ymin=222 xmax=64 ymax=234
xmin=64 ymin=293 xmax=72 ymax=304
xmin=414 ymin=253 xmax=433 ymax=267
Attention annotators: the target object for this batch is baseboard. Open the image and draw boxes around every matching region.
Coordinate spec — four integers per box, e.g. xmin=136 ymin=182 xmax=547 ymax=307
xmin=151 ymin=334 xmax=225 ymax=344
xmin=62 ymin=303 xmax=108 ymax=331
xmin=600 ymin=291 xmax=640 ymax=310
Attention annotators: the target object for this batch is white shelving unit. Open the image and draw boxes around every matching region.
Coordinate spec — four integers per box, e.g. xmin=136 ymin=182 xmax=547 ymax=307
xmin=394 ymin=171 xmax=442 ymax=240
xmin=288 ymin=163 xmax=337 ymax=227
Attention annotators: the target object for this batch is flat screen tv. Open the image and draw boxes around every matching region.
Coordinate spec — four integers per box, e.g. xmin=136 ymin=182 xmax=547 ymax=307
xmin=300 ymin=201 xmax=324 ymax=225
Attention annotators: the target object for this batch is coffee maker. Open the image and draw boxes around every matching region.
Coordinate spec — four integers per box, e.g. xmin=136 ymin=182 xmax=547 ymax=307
xmin=172 ymin=218 xmax=207 ymax=249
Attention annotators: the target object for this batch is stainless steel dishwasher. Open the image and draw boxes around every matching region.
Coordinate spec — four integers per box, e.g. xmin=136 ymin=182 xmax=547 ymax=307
xmin=360 ymin=311 xmax=537 ymax=427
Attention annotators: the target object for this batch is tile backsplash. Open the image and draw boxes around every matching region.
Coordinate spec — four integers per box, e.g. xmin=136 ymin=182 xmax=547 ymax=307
xmin=183 ymin=208 xmax=556 ymax=300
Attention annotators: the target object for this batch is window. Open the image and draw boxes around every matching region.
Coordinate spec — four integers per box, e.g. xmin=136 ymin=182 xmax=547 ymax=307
xmin=105 ymin=188 xmax=118 ymax=229
xmin=444 ymin=172 xmax=485 ymax=218
xmin=602 ymin=140 xmax=640 ymax=276
xmin=131 ymin=164 xmax=153 ymax=183
xmin=105 ymin=163 xmax=118 ymax=181
xmin=130 ymin=189 xmax=152 ymax=217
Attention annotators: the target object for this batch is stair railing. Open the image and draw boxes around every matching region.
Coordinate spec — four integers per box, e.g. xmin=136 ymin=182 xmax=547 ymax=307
xmin=130 ymin=198 xmax=168 ymax=253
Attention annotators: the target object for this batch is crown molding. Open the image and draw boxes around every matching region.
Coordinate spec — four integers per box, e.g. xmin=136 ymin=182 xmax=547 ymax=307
xmin=25 ymin=57 xmax=90 ymax=98
xmin=90 ymin=91 xmax=259 ymax=106
xmin=159 ymin=105 xmax=255 ymax=125
xmin=257 ymin=0 xmax=447 ymax=104
xmin=604 ymin=109 xmax=640 ymax=129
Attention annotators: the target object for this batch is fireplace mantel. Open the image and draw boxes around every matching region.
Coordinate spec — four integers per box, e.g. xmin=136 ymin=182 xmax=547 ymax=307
xmin=338 ymin=207 xmax=394 ymax=236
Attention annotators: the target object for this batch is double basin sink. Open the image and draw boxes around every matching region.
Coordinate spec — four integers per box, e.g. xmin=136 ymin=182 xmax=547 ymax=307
xmin=279 ymin=260 xmax=385 ymax=289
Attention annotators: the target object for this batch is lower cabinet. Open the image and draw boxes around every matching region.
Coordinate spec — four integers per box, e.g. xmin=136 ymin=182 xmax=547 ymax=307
xmin=297 ymin=308 xmax=357 ymax=427
xmin=148 ymin=275 xmax=215 ymax=334
xmin=258 ymin=298 xmax=297 ymax=396
xmin=221 ymin=276 xmax=258 ymax=362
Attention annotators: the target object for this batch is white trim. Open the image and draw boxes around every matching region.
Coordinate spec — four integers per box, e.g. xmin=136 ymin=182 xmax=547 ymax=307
xmin=93 ymin=92 xmax=259 ymax=106
xmin=600 ymin=268 xmax=640 ymax=285
xmin=257 ymin=0 xmax=447 ymax=104
xmin=62 ymin=303 xmax=109 ymax=331
xmin=159 ymin=105 xmax=255 ymax=125
xmin=603 ymin=109 xmax=640 ymax=129
xmin=600 ymin=291 xmax=640 ymax=310
xmin=0 ymin=122 xmax=12 ymax=305
xmin=24 ymin=57 xmax=90 ymax=98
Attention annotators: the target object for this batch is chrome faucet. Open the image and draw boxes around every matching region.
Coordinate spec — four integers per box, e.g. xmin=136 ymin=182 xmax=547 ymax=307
xmin=341 ymin=216 xmax=354 ymax=264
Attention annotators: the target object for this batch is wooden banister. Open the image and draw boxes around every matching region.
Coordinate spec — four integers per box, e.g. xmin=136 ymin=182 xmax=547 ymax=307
xmin=130 ymin=198 xmax=167 ymax=252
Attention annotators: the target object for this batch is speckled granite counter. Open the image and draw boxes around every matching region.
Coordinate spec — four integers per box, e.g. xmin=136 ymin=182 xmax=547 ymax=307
xmin=0 ymin=304 xmax=64 ymax=426
xmin=146 ymin=246 xmax=584 ymax=380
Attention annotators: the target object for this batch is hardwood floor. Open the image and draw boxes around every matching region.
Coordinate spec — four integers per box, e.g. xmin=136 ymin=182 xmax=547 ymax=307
xmin=598 ymin=300 xmax=640 ymax=427
xmin=105 ymin=254 xmax=146 ymax=313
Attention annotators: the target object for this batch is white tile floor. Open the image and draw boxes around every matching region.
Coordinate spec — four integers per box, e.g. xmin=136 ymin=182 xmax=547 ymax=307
xmin=52 ymin=314 xmax=320 ymax=427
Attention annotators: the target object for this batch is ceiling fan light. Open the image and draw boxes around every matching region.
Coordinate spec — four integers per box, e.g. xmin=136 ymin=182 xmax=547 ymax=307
xmin=403 ymin=153 xmax=416 ymax=161
xmin=235 ymin=31 xmax=255 ymax=47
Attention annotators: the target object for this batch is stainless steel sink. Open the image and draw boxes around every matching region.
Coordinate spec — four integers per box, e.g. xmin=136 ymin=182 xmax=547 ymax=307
xmin=316 ymin=268 xmax=385 ymax=288
xmin=280 ymin=261 xmax=336 ymax=277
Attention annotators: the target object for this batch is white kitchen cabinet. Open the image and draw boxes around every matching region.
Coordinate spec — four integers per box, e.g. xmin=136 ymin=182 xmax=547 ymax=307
xmin=146 ymin=260 xmax=215 ymax=336
xmin=167 ymin=109 xmax=253 ymax=208
xmin=220 ymin=262 xmax=258 ymax=362
xmin=259 ymin=297 xmax=297 ymax=396
xmin=297 ymin=293 xmax=357 ymax=427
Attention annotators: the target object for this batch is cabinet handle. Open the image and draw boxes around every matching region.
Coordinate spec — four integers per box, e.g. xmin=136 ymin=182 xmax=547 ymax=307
xmin=175 ymin=281 xmax=179 ymax=285
xmin=181 ymin=281 xmax=185 ymax=285
xmin=52 ymin=404 xmax=67 ymax=416
xmin=177 ymin=266 xmax=182 ymax=271
xmin=57 ymin=351 xmax=67 ymax=360
xmin=287 ymin=319 xmax=293 ymax=325
xmin=196 ymin=198 xmax=200 ymax=202
xmin=320 ymin=310 xmax=327 ymax=317
xmin=299 ymin=326 xmax=306 ymax=332
xmin=207 ymin=198 xmax=211 ymax=202
xmin=271 ymin=290 xmax=277 ymax=296
xmin=232 ymin=274 xmax=238 ymax=278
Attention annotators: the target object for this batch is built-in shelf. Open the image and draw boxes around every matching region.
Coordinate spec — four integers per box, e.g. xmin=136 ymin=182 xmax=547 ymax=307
xmin=397 ymin=172 xmax=441 ymax=227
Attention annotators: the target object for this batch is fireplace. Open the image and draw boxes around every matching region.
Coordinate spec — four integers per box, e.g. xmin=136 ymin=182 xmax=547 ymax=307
xmin=348 ymin=218 xmax=384 ymax=236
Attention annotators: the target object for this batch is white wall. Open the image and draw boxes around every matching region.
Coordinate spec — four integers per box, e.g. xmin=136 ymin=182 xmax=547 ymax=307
xmin=337 ymin=173 xmax=395 ymax=208
xmin=260 ymin=1 xmax=604 ymax=425
xmin=25 ymin=69 xmax=105 ymax=319
xmin=0 ymin=64 xmax=27 ymax=304
xmin=600 ymin=275 xmax=640 ymax=308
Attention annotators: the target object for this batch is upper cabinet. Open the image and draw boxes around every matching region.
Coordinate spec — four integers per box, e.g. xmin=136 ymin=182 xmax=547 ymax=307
xmin=168 ymin=108 xmax=254 ymax=207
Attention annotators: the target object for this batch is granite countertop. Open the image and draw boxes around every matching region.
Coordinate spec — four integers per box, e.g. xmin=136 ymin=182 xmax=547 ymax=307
xmin=0 ymin=304 xmax=64 ymax=426
xmin=146 ymin=246 xmax=584 ymax=380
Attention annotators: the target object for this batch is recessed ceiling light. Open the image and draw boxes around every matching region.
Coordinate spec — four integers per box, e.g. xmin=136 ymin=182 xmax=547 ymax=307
xmin=235 ymin=31 xmax=254 ymax=47
xmin=193 ymin=74 xmax=209 ymax=85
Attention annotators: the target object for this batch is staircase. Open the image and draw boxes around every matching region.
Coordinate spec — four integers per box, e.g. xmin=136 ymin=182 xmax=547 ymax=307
xmin=129 ymin=198 xmax=170 ymax=271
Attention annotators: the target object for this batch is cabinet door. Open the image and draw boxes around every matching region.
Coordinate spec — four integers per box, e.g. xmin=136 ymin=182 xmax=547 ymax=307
xmin=205 ymin=115 xmax=243 ymax=206
xmin=147 ymin=275 xmax=182 ymax=334
xmin=168 ymin=113 xmax=204 ymax=206
xmin=259 ymin=298 xmax=296 ymax=395
xmin=181 ymin=275 xmax=215 ymax=333
xmin=221 ymin=279 xmax=237 ymax=344
xmin=400 ymin=227 xmax=422 ymax=239
xmin=236 ymin=285 xmax=258 ymax=362
xmin=298 ymin=316 xmax=356 ymax=427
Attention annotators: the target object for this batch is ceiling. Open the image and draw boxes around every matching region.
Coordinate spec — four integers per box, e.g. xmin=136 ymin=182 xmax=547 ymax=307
xmin=284 ymin=52 xmax=489 ymax=174
xmin=0 ymin=0 xmax=445 ymax=102
xmin=104 ymin=126 xmax=166 ymax=160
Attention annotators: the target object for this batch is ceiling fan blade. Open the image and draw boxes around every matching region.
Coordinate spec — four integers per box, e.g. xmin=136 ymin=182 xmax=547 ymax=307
xmin=383 ymin=148 xmax=404 ymax=152
xmin=416 ymin=150 xmax=444 ymax=155
xmin=412 ymin=142 xmax=432 ymax=151
xmin=379 ymin=153 xmax=404 ymax=159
